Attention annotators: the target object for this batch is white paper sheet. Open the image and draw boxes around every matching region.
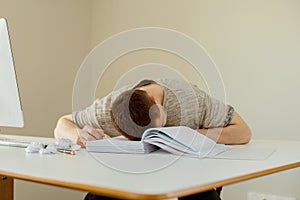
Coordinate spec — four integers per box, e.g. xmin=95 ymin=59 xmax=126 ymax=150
xmin=211 ymin=147 xmax=275 ymax=160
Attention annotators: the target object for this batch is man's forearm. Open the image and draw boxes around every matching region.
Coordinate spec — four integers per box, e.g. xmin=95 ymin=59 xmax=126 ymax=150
xmin=54 ymin=115 xmax=80 ymax=145
xmin=197 ymin=112 xmax=252 ymax=145
xmin=197 ymin=125 xmax=251 ymax=145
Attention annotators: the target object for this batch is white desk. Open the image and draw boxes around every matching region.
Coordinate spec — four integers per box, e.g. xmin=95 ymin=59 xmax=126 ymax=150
xmin=0 ymin=136 xmax=300 ymax=200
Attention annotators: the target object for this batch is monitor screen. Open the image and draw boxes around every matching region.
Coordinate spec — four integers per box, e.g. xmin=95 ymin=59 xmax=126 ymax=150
xmin=0 ymin=18 xmax=24 ymax=127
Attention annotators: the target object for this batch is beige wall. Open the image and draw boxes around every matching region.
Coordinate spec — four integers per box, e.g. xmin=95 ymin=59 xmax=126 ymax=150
xmin=1 ymin=0 xmax=300 ymax=199
xmin=0 ymin=0 xmax=92 ymax=137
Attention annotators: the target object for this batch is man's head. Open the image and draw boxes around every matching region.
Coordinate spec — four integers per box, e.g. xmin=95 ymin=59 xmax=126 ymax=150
xmin=111 ymin=89 xmax=166 ymax=140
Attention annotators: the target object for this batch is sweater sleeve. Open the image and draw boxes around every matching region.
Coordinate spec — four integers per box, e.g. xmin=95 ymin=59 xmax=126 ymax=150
xmin=201 ymin=92 xmax=235 ymax=128
xmin=72 ymin=101 xmax=101 ymax=129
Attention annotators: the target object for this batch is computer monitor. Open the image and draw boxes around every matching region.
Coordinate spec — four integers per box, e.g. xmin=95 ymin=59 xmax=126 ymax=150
xmin=0 ymin=18 xmax=24 ymax=128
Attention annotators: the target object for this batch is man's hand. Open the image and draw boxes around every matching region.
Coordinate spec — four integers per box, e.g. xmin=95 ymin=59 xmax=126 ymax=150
xmin=76 ymin=125 xmax=105 ymax=147
xmin=54 ymin=115 xmax=106 ymax=148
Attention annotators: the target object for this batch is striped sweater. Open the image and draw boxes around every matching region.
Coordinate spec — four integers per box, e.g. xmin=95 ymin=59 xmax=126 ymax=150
xmin=72 ymin=79 xmax=234 ymax=137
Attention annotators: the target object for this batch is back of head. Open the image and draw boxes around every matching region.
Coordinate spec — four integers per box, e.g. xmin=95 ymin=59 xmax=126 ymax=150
xmin=111 ymin=89 xmax=160 ymax=140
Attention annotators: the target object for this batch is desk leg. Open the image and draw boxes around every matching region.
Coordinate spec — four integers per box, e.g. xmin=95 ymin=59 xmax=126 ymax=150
xmin=0 ymin=175 xmax=13 ymax=200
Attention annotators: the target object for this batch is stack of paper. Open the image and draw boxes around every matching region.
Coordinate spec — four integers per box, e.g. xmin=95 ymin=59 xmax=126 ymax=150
xmin=86 ymin=126 xmax=229 ymax=157
xmin=86 ymin=136 xmax=158 ymax=154
xmin=142 ymin=126 xmax=229 ymax=157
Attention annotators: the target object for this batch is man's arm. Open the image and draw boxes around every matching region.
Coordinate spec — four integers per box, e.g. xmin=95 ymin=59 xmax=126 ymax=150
xmin=197 ymin=111 xmax=251 ymax=145
xmin=54 ymin=114 xmax=104 ymax=147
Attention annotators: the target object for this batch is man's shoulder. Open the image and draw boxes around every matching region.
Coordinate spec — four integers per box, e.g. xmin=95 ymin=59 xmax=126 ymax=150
xmin=155 ymin=78 xmax=199 ymax=90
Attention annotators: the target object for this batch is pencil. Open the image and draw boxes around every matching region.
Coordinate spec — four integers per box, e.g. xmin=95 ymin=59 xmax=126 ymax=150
xmin=57 ymin=148 xmax=76 ymax=155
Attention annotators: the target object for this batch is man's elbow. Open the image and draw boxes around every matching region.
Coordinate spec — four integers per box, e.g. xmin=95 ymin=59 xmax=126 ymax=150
xmin=54 ymin=126 xmax=61 ymax=139
xmin=241 ymin=126 xmax=252 ymax=144
xmin=54 ymin=116 xmax=65 ymax=139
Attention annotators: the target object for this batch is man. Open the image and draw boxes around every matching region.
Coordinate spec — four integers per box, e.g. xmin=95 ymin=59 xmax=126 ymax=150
xmin=54 ymin=78 xmax=251 ymax=200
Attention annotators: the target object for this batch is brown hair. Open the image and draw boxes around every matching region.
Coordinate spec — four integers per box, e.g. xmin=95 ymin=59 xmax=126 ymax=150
xmin=110 ymin=89 xmax=160 ymax=140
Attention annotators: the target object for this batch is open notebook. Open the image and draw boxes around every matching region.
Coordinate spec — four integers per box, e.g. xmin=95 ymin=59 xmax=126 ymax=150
xmin=86 ymin=126 xmax=229 ymax=158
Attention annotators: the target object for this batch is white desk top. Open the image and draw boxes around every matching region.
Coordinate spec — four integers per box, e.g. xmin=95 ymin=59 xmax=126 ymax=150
xmin=0 ymin=135 xmax=300 ymax=199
